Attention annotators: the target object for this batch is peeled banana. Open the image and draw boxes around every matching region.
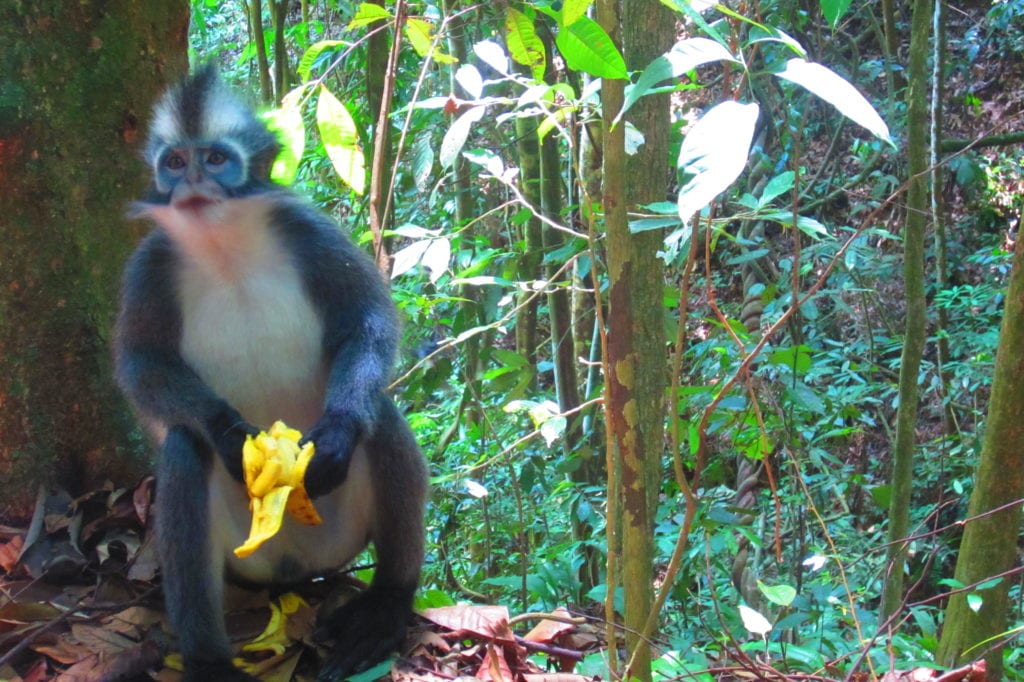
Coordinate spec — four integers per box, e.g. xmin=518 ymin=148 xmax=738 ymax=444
xmin=234 ymin=421 xmax=322 ymax=558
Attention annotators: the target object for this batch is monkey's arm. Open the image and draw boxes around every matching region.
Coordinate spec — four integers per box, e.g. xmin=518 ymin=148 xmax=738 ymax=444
xmin=114 ymin=234 xmax=255 ymax=479
xmin=287 ymin=211 xmax=400 ymax=497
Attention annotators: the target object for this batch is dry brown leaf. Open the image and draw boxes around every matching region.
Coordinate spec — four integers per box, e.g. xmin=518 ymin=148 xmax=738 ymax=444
xmin=421 ymin=605 xmax=515 ymax=643
xmin=523 ymin=607 xmax=575 ymax=643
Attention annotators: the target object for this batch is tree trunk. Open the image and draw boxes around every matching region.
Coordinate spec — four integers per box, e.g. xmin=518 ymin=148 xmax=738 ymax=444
xmin=513 ymin=98 xmax=542 ymax=374
xmin=0 ymin=0 xmax=189 ymax=512
xmin=936 ymin=234 xmax=1024 ymax=680
xmin=880 ymin=0 xmax=933 ymax=621
xmin=247 ymin=0 xmax=273 ymax=103
xmin=596 ymin=1 xmax=671 ymax=679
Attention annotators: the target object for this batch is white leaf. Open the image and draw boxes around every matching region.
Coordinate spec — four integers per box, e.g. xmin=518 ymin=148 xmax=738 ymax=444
xmin=775 ymin=59 xmax=892 ymax=144
xmin=421 ymin=238 xmax=451 ymax=282
xmin=390 ymin=240 xmax=431 ymax=279
xmin=473 ymin=40 xmax=509 ymax=75
xmin=738 ymin=604 xmax=773 ymax=636
xmin=439 ymin=105 xmax=486 ymax=169
xmin=465 ymin=480 xmax=489 ymax=498
xmin=455 ymin=64 xmax=484 ymax=100
xmin=676 ymin=101 xmax=759 ymax=224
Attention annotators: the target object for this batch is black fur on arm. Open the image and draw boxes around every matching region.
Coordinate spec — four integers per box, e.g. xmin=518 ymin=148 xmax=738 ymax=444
xmin=276 ymin=201 xmax=400 ymax=497
xmin=114 ymin=232 xmax=254 ymax=478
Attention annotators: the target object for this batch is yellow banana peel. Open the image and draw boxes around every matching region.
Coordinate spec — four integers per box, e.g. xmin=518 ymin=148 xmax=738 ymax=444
xmin=234 ymin=421 xmax=321 ymax=558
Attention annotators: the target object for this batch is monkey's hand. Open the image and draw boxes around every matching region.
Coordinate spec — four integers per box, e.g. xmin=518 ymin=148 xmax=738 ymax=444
xmin=301 ymin=411 xmax=362 ymax=498
xmin=206 ymin=404 xmax=259 ymax=482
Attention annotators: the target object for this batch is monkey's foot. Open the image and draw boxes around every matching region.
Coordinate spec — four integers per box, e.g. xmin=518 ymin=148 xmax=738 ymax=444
xmin=182 ymin=658 xmax=260 ymax=682
xmin=315 ymin=585 xmax=414 ymax=682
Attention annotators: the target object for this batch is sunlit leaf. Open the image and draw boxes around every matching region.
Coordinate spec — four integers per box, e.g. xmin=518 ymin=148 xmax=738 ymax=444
xmin=474 ymin=40 xmax=510 ymax=75
xmin=561 ymin=0 xmax=593 ymax=27
xmin=757 ymin=581 xmax=797 ymax=607
xmin=439 ymin=105 xmax=487 ymax=169
xmin=455 ymin=64 xmax=484 ymax=100
xmin=346 ymin=2 xmax=392 ymax=30
xmin=297 ymin=40 xmax=347 ymax=81
xmin=775 ymin=59 xmax=892 ymax=144
xmin=404 ymin=17 xmax=458 ymax=64
xmin=316 ymin=85 xmax=365 ymax=194
xmin=618 ymin=38 xmax=736 ymax=123
xmin=505 ymin=8 xmax=545 ymax=80
xmin=966 ymin=593 xmax=983 ymax=613
xmin=263 ymin=86 xmax=307 ymax=185
xmin=555 ymin=16 xmax=627 ymax=80
xmin=738 ymin=604 xmax=772 ymax=636
xmin=676 ymin=101 xmax=759 ymax=223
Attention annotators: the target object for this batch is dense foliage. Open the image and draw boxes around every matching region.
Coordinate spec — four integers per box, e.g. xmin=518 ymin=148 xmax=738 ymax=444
xmin=192 ymin=0 xmax=1024 ymax=678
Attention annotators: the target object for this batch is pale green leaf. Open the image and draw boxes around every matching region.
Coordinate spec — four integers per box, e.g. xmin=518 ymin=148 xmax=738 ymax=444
xmin=676 ymin=101 xmax=759 ymax=223
xmin=346 ymin=2 xmax=392 ymax=30
xmin=561 ymin=0 xmax=593 ymax=27
xmin=297 ymin=40 xmax=347 ymax=81
xmin=505 ymin=8 xmax=545 ymax=80
xmin=316 ymin=85 xmax=365 ymax=194
xmin=455 ymin=64 xmax=484 ymax=100
xmin=618 ymin=38 xmax=736 ymax=123
xmin=439 ymin=105 xmax=486 ymax=169
xmin=966 ymin=593 xmax=983 ymax=613
xmin=757 ymin=581 xmax=797 ymax=607
xmin=555 ymin=16 xmax=627 ymax=80
xmin=412 ymin=135 xmax=434 ymax=191
xmin=404 ymin=17 xmax=458 ymax=64
xmin=775 ymin=59 xmax=892 ymax=144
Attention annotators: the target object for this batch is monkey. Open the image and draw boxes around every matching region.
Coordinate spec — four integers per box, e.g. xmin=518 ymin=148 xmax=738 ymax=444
xmin=114 ymin=65 xmax=428 ymax=682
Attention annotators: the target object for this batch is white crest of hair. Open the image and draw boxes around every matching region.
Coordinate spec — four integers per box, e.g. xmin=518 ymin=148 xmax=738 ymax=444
xmin=149 ymin=97 xmax=182 ymax=146
xmin=200 ymin=83 xmax=253 ymax=141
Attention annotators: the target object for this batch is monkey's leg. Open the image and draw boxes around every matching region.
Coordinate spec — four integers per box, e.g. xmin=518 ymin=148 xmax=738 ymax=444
xmin=156 ymin=426 xmax=258 ymax=682
xmin=317 ymin=399 xmax=428 ymax=682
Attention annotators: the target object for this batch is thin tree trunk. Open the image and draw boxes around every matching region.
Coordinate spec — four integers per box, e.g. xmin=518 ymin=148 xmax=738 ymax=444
xmin=271 ymin=0 xmax=290 ymax=103
xmin=248 ymin=0 xmax=273 ymax=103
xmin=514 ymin=96 xmax=543 ymax=374
xmin=880 ymin=0 xmax=933 ymax=621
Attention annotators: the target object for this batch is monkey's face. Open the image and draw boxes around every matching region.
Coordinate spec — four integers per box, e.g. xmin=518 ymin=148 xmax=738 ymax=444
xmin=154 ymin=142 xmax=247 ymax=212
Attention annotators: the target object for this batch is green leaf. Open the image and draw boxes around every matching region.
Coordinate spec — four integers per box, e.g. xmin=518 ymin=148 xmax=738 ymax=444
xmin=555 ymin=16 xmax=627 ymax=80
xmin=411 ymin=135 xmax=434 ymax=191
xmin=263 ymin=86 xmax=307 ymax=185
xmin=676 ymin=101 xmax=759 ymax=223
xmin=820 ymin=0 xmax=853 ymax=27
xmin=618 ymin=38 xmax=736 ymax=124
xmin=346 ymin=2 xmax=392 ymax=30
xmin=404 ymin=17 xmax=458 ymax=64
xmin=505 ymin=8 xmax=546 ymax=80
xmin=757 ymin=581 xmax=797 ymax=607
xmin=759 ymin=171 xmax=795 ymax=206
xmin=561 ymin=0 xmax=594 ymax=27
xmin=297 ymin=40 xmax=347 ymax=81
xmin=316 ymin=85 xmax=365 ymax=194
xmin=966 ymin=593 xmax=983 ymax=613
xmin=775 ymin=59 xmax=892 ymax=144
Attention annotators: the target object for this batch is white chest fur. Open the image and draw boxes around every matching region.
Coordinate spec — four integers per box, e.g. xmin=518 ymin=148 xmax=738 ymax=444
xmin=172 ymin=203 xmax=327 ymax=431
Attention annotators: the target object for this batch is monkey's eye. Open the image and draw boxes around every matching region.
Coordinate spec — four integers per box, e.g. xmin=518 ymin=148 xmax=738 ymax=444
xmin=165 ymin=153 xmax=187 ymax=170
xmin=207 ymin=150 xmax=227 ymax=166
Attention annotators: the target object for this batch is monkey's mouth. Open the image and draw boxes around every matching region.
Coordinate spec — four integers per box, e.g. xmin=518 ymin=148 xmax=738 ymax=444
xmin=174 ymin=196 xmax=219 ymax=212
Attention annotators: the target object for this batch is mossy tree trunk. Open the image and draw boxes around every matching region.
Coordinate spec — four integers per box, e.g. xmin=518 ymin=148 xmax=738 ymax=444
xmin=0 ymin=1 xmax=189 ymax=513
xmin=596 ymin=0 xmax=672 ymax=679
xmin=880 ymin=0 xmax=932 ymax=622
xmin=936 ymin=234 xmax=1024 ymax=680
